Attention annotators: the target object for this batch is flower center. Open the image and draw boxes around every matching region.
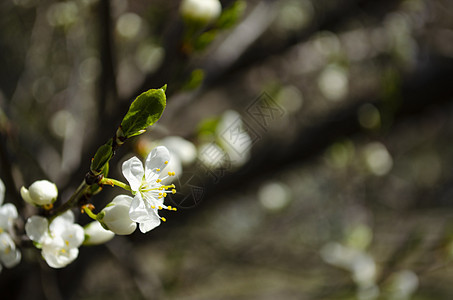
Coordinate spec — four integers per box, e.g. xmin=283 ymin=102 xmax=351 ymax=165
xmin=138 ymin=172 xmax=178 ymax=222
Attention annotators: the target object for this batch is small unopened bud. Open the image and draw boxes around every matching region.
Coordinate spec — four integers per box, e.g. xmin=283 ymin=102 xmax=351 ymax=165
xmin=180 ymin=0 xmax=221 ymax=26
xmin=83 ymin=221 xmax=115 ymax=245
xmin=97 ymin=195 xmax=136 ymax=235
xmin=21 ymin=180 xmax=58 ymax=206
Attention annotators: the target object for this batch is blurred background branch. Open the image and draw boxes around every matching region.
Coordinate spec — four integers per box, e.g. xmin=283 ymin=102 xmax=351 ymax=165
xmin=1 ymin=0 xmax=453 ymax=299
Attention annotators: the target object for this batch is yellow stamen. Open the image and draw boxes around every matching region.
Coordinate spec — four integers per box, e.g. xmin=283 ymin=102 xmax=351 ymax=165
xmin=156 ymin=179 xmax=162 ymax=183
xmin=65 ymin=240 xmax=69 ymax=246
xmin=172 ymin=207 xmax=177 ymax=211
xmin=172 ymin=189 xmax=176 ymax=194
xmin=158 ymin=206 xmax=162 ymax=210
xmin=164 ymin=161 xmax=168 ymax=164
xmin=156 ymin=168 xmax=161 ymax=172
xmin=161 ymin=217 xmax=166 ymax=222
xmin=163 ymin=193 xmax=167 ymax=197
xmin=43 ymin=203 xmax=53 ymax=210
xmin=151 ymin=205 xmax=156 ymax=209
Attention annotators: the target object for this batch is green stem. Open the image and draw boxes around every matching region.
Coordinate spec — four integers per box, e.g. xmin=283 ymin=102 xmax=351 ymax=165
xmin=49 ymin=181 xmax=89 ymax=222
xmin=100 ymin=177 xmax=131 ymax=192
xmin=83 ymin=206 xmax=98 ymax=220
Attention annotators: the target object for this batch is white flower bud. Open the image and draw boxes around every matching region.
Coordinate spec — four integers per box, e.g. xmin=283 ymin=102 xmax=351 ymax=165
xmin=180 ymin=0 xmax=221 ymax=25
xmin=83 ymin=221 xmax=115 ymax=245
xmin=21 ymin=180 xmax=58 ymax=206
xmin=98 ymin=195 xmax=137 ymax=235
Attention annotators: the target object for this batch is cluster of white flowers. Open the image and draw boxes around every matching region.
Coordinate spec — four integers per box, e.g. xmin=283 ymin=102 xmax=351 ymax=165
xmin=0 ymin=179 xmax=21 ymax=272
xmin=0 ymin=145 xmax=179 ymax=270
xmin=98 ymin=146 xmax=178 ymax=234
xmin=26 ymin=211 xmax=84 ymax=268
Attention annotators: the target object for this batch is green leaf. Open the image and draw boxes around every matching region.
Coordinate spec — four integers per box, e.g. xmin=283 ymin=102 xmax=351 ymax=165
xmin=90 ymin=139 xmax=113 ymax=173
xmin=216 ymin=1 xmax=246 ymax=30
xmin=197 ymin=117 xmax=220 ymax=140
xmin=194 ymin=30 xmax=218 ymax=51
xmin=120 ymin=86 xmax=167 ymax=138
xmin=183 ymin=69 xmax=205 ymax=90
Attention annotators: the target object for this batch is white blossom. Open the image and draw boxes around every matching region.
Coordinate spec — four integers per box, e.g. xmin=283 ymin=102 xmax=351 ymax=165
xmin=0 ymin=233 xmax=21 ymax=269
xmin=83 ymin=221 xmax=115 ymax=245
xmin=122 ymin=146 xmax=177 ymax=233
xmin=97 ymin=195 xmax=137 ymax=235
xmin=0 ymin=179 xmax=21 ymax=271
xmin=180 ymin=0 xmax=222 ymax=25
xmin=21 ymin=180 xmax=58 ymax=207
xmin=25 ymin=211 xmax=84 ymax=268
xmin=160 ymin=136 xmax=197 ymax=166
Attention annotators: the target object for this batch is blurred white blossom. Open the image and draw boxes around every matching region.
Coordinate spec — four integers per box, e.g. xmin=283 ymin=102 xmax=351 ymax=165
xmin=180 ymin=0 xmax=221 ymax=25
xmin=83 ymin=221 xmax=115 ymax=245
xmin=25 ymin=211 xmax=84 ymax=268
xmin=0 ymin=179 xmax=21 ymax=271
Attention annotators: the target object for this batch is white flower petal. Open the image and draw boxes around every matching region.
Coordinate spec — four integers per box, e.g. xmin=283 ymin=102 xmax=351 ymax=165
xmin=144 ymin=146 xmax=170 ymax=178
xmin=161 ymin=136 xmax=197 ymax=165
xmin=0 ymin=179 xmax=4 ymax=206
xmin=50 ymin=211 xmax=75 ymax=236
xmin=160 ymin=153 xmax=182 ymax=184
xmin=0 ymin=203 xmax=18 ymax=230
xmin=101 ymin=195 xmax=136 ymax=235
xmin=2 ymin=247 xmax=21 ymax=268
xmin=26 ymin=180 xmax=58 ymax=206
xmin=139 ymin=217 xmax=161 ymax=233
xmin=20 ymin=187 xmax=33 ymax=205
xmin=62 ymin=224 xmax=85 ymax=248
xmin=0 ymin=233 xmax=21 ymax=268
xmin=42 ymin=240 xmax=78 ymax=269
xmin=122 ymin=156 xmax=145 ymax=192
xmin=25 ymin=216 xmax=49 ymax=244
xmin=129 ymin=196 xmax=149 ymax=222
xmin=83 ymin=221 xmax=115 ymax=245
xmin=111 ymin=194 xmax=134 ymax=206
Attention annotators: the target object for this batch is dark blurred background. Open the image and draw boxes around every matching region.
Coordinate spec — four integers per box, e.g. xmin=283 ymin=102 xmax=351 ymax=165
xmin=1 ymin=0 xmax=453 ymax=299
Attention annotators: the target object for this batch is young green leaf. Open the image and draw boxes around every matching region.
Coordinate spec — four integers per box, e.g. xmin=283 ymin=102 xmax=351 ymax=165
xmin=90 ymin=139 xmax=113 ymax=174
xmin=120 ymin=86 xmax=167 ymax=138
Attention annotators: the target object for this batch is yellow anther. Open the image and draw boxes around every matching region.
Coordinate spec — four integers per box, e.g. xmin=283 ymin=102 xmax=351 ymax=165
xmin=156 ymin=168 xmax=161 ymax=172
xmin=163 ymin=193 xmax=167 ymax=197
xmin=156 ymin=179 xmax=162 ymax=183
xmin=161 ymin=217 xmax=166 ymax=222
xmin=168 ymin=171 xmax=172 ymax=176
xmin=151 ymin=205 xmax=156 ymax=209
xmin=171 ymin=184 xmax=176 ymax=188
xmin=158 ymin=196 xmax=162 ymax=199
xmin=159 ymin=192 xmax=162 ymax=196
xmin=43 ymin=203 xmax=53 ymax=210
xmin=172 ymin=189 xmax=176 ymax=194
xmin=167 ymin=205 xmax=172 ymax=210
xmin=172 ymin=207 xmax=177 ymax=211
xmin=164 ymin=161 xmax=168 ymax=164
xmin=158 ymin=206 xmax=162 ymax=210
xmin=65 ymin=240 xmax=69 ymax=246
xmin=61 ymin=249 xmax=67 ymax=254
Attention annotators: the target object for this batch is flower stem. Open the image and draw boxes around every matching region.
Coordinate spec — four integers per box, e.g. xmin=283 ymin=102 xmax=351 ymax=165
xmin=99 ymin=177 xmax=131 ymax=192
xmin=82 ymin=206 xmax=98 ymax=220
